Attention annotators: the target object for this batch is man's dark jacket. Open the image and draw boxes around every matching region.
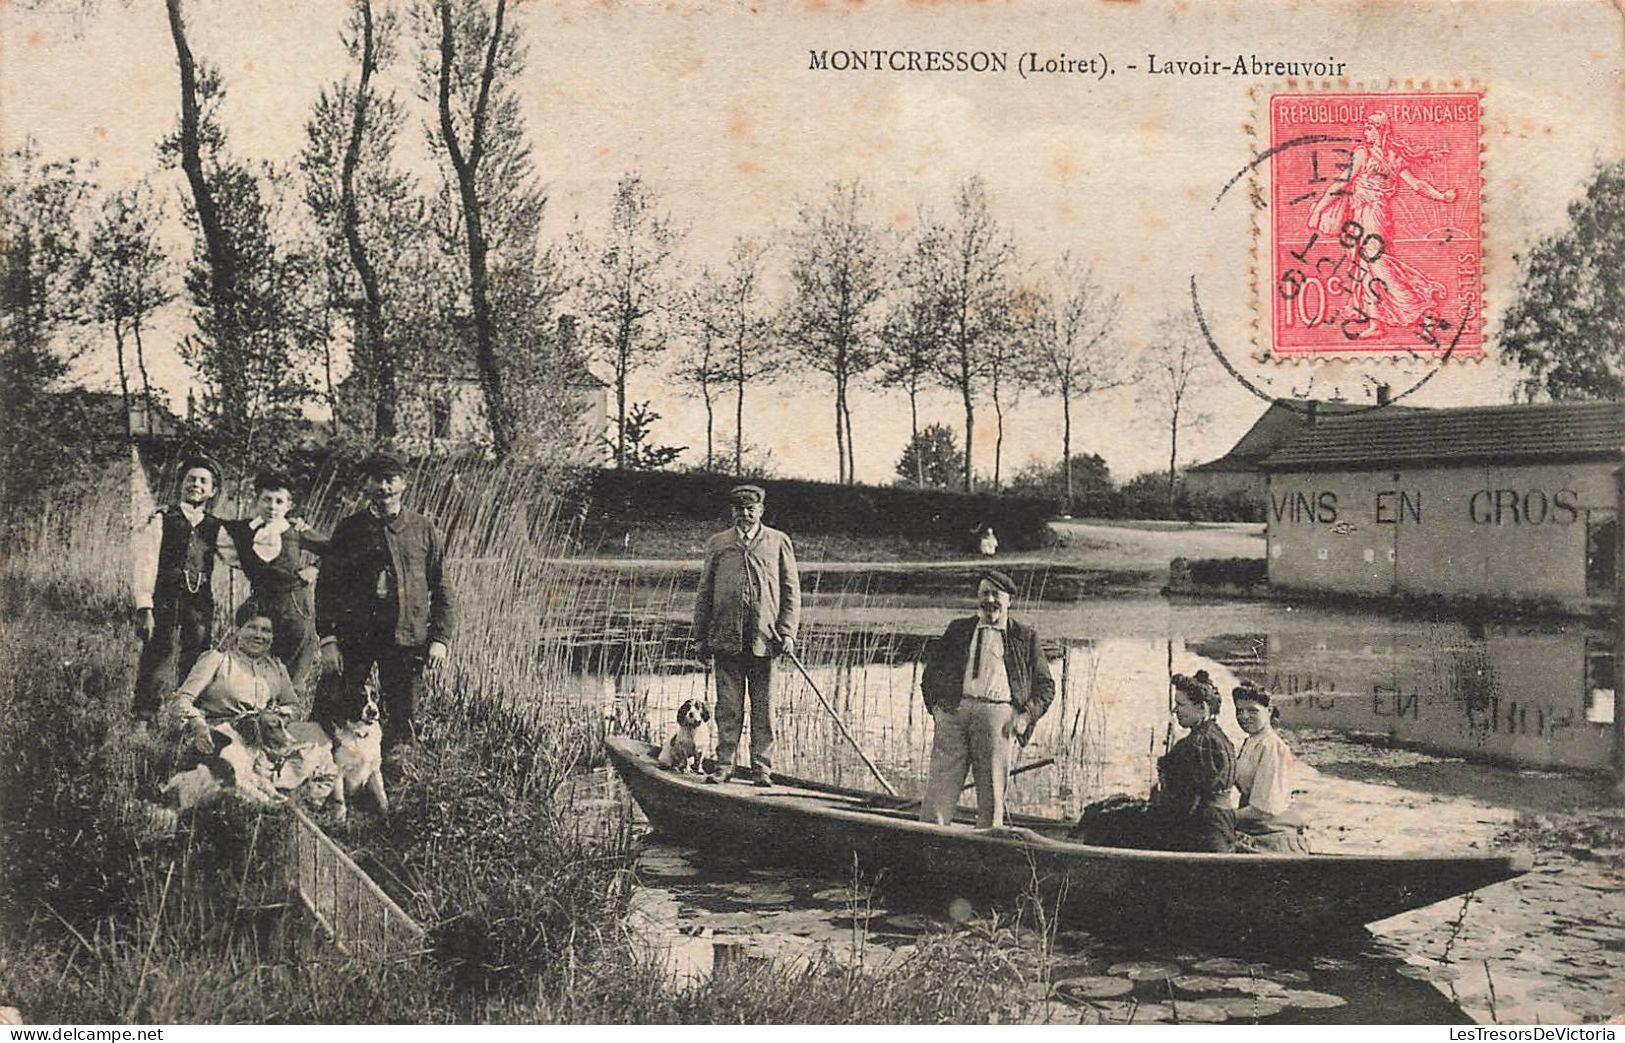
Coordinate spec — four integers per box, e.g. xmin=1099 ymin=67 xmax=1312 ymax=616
xmin=316 ymin=508 xmax=453 ymax=649
xmin=920 ymin=617 xmax=1056 ymax=731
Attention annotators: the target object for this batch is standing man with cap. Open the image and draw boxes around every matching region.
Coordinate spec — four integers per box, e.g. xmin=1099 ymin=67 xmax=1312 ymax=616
xmin=131 ymin=455 xmax=226 ymax=725
xmin=918 ymin=569 xmax=1055 ymax=829
xmin=315 ymin=449 xmax=453 ymax=760
xmin=692 ymin=483 xmax=800 ymax=786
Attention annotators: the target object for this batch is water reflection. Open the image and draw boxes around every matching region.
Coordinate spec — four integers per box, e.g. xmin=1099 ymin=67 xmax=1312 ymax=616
xmin=562 ymin=592 xmax=1622 ymax=1024
xmin=1193 ymin=616 xmax=1616 ymax=773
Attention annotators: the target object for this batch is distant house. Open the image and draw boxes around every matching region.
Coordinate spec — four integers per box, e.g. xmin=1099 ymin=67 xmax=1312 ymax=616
xmin=349 ymin=314 xmax=609 ymax=457
xmin=49 ymin=389 xmax=182 ymax=446
xmin=1184 ymin=391 xmax=1416 ymax=502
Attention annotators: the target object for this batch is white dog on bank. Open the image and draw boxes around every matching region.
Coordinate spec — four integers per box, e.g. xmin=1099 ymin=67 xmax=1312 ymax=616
xmin=657 ymin=698 xmax=711 ymax=774
xmin=322 ymin=685 xmax=388 ymax=823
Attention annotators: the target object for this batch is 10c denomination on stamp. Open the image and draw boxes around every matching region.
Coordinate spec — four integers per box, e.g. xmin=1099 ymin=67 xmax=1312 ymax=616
xmin=1267 ymin=91 xmax=1483 ymax=357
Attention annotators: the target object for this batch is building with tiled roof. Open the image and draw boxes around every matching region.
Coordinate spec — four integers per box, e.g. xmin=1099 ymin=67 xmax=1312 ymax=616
xmin=1258 ymin=400 xmax=1622 ymax=610
xmin=1185 ymin=393 xmax=1418 ymax=502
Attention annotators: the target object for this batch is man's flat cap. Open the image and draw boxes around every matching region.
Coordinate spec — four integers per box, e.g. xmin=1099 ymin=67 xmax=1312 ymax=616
xmin=361 ymin=447 xmax=409 ymax=478
xmin=977 ymin=568 xmax=1017 ymax=595
xmin=178 ymin=454 xmax=222 ymax=486
xmin=729 ymin=484 xmax=766 ymax=506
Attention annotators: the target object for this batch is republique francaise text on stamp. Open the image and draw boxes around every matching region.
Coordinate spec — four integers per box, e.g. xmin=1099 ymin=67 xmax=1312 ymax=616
xmin=1267 ymin=91 xmax=1484 ymax=358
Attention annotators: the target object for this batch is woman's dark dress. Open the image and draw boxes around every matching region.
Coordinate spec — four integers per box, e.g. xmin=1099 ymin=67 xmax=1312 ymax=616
xmin=224 ymin=520 xmax=327 ymax=691
xmin=1071 ymin=718 xmax=1238 ymax=853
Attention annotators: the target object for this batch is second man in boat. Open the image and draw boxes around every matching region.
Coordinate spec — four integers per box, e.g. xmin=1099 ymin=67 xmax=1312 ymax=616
xmin=918 ymin=569 xmax=1054 ymax=830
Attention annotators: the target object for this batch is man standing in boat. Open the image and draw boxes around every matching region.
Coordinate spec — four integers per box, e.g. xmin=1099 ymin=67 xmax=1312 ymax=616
xmin=692 ymin=483 xmax=801 ymax=787
xmin=919 ymin=569 xmax=1054 ymax=829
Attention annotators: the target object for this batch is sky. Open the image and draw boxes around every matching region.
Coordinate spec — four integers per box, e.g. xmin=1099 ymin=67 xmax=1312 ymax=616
xmin=4 ymin=0 xmax=1621 ymax=485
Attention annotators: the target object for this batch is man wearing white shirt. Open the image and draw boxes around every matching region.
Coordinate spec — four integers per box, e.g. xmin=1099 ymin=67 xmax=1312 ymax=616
xmin=918 ymin=569 xmax=1055 ymax=829
xmin=131 ymin=456 xmax=224 ymax=724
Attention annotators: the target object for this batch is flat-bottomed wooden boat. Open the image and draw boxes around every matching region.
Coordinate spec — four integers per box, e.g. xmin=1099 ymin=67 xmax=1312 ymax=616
xmin=606 ymin=736 xmax=1531 ymax=942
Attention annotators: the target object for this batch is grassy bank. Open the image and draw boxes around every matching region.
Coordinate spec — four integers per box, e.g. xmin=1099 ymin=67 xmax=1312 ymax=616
xmin=0 ymin=460 xmax=1064 ymax=1024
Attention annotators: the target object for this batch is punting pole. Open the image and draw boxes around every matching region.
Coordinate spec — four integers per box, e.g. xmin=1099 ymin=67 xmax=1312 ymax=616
xmin=786 ymin=650 xmax=898 ymax=797
xmin=1614 ymin=465 xmax=1624 ymax=796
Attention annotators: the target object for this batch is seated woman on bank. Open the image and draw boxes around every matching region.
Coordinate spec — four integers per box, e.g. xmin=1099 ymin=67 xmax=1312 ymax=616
xmin=1232 ymin=683 xmax=1310 ymax=853
xmin=1070 ymin=673 xmax=1237 ymax=852
xmin=159 ymin=606 xmax=336 ymax=811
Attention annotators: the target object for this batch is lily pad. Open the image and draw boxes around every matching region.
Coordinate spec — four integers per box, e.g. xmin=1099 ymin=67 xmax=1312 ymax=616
xmin=1193 ymin=956 xmax=1257 ymax=975
xmin=1171 ymin=975 xmax=1228 ymax=995
xmin=1119 ymin=1002 xmax=1176 ymax=1024
xmin=1397 ymin=963 xmax=1464 ymax=983
xmin=1169 ymin=999 xmax=1230 ymax=1023
xmin=1106 ymin=959 xmax=1181 ymax=981
xmin=1259 ymin=967 xmax=1312 ymax=984
xmin=1311 ymin=956 xmax=1358 ymax=972
xmin=1044 ymin=958 xmax=1102 ymax=980
xmin=1212 ymin=995 xmax=1289 ymax=1020
xmin=881 ymin=913 xmax=944 ymax=933
xmin=1052 ymin=976 xmax=1134 ymax=1002
xmin=811 ymin=886 xmax=874 ymax=904
xmin=1277 ymin=989 xmax=1349 ymax=1010
xmin=1221 ymin=976 xmax=1289 ymax=995
xmin=724 ymin=888 xmax=796 ymax=907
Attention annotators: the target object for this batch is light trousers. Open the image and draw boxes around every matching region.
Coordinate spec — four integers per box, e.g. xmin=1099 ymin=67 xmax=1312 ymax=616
xmin=919 ymin=700 xmax=1015 ymax=829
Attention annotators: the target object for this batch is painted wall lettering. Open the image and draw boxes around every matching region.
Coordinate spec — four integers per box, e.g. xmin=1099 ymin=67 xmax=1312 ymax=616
xmin=1468 ymin=488 xmax=1581 ymax=526
xmin=1372 ymin=683 xmax=1420 ymax=719
xmin=1374 ymin=490 xmax=1422 ymax=525
xmin=1271 ymin=490 xmax=1340 ymax=524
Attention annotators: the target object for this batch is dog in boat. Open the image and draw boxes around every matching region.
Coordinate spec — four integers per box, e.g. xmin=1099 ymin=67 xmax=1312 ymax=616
xmin=657 ymin=698 xmax=711 ymax=773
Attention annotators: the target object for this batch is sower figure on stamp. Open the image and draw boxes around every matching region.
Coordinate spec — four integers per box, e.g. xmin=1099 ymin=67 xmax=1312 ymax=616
xmin=1306 ymin=110 xmax=1458 ymax=341
xmin=131 ymin=455 xmax=225 ymax=727
xmin=692 ymin=484 xmax=800 ymax=787
xmin=314 ymin=449 xmax=452 ymax=764
xmin=216 ymin=470 xmax=328 ymax=695
xmin=919 ymin=570 xmax=1054 ymax=830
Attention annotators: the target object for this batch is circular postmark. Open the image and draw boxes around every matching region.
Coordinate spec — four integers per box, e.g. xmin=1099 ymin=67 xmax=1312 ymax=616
xmin=1190 ymin=89 xmax=1484 ymax=416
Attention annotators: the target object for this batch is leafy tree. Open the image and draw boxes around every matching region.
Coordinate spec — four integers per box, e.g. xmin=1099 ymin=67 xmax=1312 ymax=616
xmin=1006 ymin=453 xmax=1113 ymax=512
xmin=0 ymin=143 xmax=94 ymax=511
xmin=418 ymin=0 xmax=522 ymax=455
xmin=612 ymin=400 xmax=685 ymax=471
xmin=701 ymin=237 xmax=775 ymax=476
xmin=880 ymin=221 xmax=948 ymax=484
xmin=164 ymin=2 xmax=322 ymax=461
xmin=895 ymin=422 xmax=965 ymax=490
xmin=1138 ymin=311 xmax=1212 ymax=495
xmin=1027 ymin=254 xmax=1125 ymax=511
xmin=932 ymin=177 xmax=1014 ymax=493
xmin=782 ymin=180 xmax=889 ymax=485
xmin=88 ymin=181 xmax=173 ymax=436
xmin=1504 ymin=159 xmax=1625 ymax=401
xmin=985 ymin=286 xmax=1043 ymax=489
xmin=302 ymin=0 xmax=417 ymax=440
xmin=572 ymin=173 xmax=684 ymax=469
xmin=674 ymin=280 xmax=728 ymax=471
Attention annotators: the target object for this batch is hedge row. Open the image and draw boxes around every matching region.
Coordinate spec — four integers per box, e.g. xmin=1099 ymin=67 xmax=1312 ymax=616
xmin=567 ymin=469 xmax=1060 ymax=551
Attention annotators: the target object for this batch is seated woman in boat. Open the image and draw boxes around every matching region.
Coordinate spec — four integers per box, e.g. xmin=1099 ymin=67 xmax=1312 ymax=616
xmin=1069 ymin=673 xmax=1237 ymax=852
xmin=1232 ymin=683 xmax=1310 ymax=854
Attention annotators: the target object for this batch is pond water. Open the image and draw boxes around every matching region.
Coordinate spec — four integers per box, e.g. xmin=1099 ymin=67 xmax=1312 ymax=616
xmin=563 ymin=587 xmax=1624 ymax=1024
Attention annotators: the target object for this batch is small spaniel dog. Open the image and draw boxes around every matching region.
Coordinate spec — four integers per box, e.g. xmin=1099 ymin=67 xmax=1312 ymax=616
xmin=326 ymin=685 xmax=387 ymax=823
xmin=657 ymin=698 xmax=711 ymax=773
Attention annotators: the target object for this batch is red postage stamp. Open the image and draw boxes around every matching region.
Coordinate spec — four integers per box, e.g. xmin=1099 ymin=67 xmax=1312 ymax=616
xmin=1267 ymin=91 xmax=1483 ymax=357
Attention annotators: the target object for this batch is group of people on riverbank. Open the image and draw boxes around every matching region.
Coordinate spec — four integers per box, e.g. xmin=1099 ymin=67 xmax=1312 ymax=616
xmin=133 ymin=449 xmax=452 ymax=811
xmin=688 ymin=482 xmax=1306 ymax=852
